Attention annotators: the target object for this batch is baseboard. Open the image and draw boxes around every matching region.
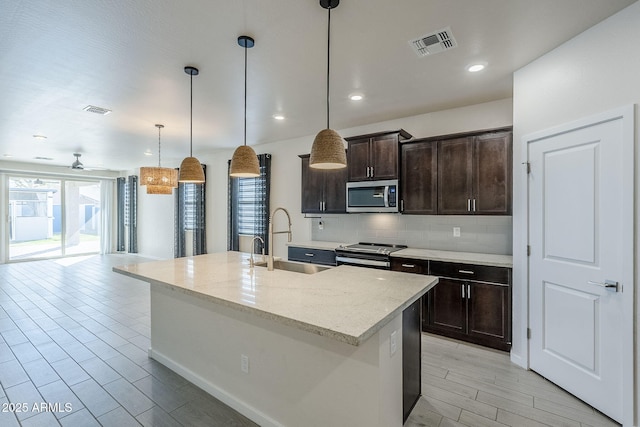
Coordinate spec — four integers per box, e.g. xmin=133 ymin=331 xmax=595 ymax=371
xmin=509 ymin=351 xmax=527 ymax=369
xmin=147 ymin=348 xmax=283 ymax=427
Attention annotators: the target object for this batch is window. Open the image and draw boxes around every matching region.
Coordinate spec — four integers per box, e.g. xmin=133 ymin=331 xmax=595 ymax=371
xmin=228 ymin=154 xmax=271 ymax=254
xmin=175 ymin=167 xmax=206 ymax=258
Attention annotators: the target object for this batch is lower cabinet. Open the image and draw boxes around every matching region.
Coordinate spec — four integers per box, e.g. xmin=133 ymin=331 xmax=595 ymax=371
xmin=287 ymin=246 xmax=336 ymax=266
xmin=391 ymin=257 xmax=512 ymax=352
xmin=425 ymin=261 xmax=511 ymax=351
xmin=402 ymin=298 xmax=421 ymax=423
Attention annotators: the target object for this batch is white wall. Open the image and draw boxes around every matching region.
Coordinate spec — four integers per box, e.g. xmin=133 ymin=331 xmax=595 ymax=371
xmin=136 ymin=186 xmax=175 ymax=259
xmin=512 ymin=2 xmax=639 ymax=424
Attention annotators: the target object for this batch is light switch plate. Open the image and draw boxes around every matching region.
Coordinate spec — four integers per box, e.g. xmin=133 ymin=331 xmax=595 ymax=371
xmin=241 ymin=354 xmax=249 ymax=373
xmin=453 ymin=227 xmax=461 ymax=237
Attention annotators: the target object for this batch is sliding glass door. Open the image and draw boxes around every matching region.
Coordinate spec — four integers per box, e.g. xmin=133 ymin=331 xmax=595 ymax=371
xmin=8 ymin=176 xmax=101 ymax=261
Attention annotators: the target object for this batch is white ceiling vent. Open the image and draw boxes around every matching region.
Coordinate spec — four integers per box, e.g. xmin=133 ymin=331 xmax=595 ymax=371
xmin=409 ymin=27 xmax=457 ymax=57
xmin=83 ymin=105 xmax=112 ymax=115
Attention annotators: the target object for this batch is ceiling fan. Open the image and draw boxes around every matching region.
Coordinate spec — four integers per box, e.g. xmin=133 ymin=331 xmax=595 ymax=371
xmin=71 ymin=153 xmax=84 ymax=170
xmin=68 ymin=153 xmax=108 ymax=171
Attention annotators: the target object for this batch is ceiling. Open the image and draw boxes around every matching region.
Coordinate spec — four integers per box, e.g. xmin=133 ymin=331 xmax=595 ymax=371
xmin=0 ymin=0 xmax=635 ymax=172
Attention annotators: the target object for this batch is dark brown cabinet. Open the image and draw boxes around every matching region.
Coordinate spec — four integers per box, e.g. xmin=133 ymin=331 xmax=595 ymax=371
xmin=402 ymin=298 xmax=421 ymax=423
xmin=288 ymin=246 xmax=336 ymax=266
xmin=299 ymin=155 xmax=348 ymax=213
xmin=345 ymin=130 xmax=412 ymax=181
xmin=437 ymin=130 xmax=512 ymax=215
xmin=399 ymin=139 xmax=438 ymax=214
xmin=425 ymin=261 xmax=511 ymax=351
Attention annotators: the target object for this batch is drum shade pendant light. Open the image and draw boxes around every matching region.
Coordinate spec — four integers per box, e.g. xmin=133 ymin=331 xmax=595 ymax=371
xmin=309 ymin=0 xmax=347 ymax=169
xmin=140 ymin=124 xmax=178 ymax=195
xmin=230 ymin=35 xmax=260 ymax=178
xmin=178 ymin=66 xmax=205 ymax=183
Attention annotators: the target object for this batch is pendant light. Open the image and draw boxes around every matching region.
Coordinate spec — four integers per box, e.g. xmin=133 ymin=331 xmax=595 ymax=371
xmin=230 ymin=36 xmax=260 ymax=178
xmin=178 ymin=66 xmax=206 ymax=183
xmin=140 ymin=124 xmax=178 ymax=195
xmin=309 ymin=0 xmax=347 ymax=169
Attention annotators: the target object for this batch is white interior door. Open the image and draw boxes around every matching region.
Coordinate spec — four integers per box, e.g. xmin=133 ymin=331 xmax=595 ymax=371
xmin=528 ymin=109 xmax=633 ymax=424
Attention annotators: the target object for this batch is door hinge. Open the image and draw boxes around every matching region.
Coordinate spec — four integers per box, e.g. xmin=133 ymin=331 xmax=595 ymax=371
xmin=522 ymin=161 xmax=531 ymax=174
xmin=527 ymin=245 xmax=531 ymax=256
xmin=527 ymin=328 xmax=532 ymax=339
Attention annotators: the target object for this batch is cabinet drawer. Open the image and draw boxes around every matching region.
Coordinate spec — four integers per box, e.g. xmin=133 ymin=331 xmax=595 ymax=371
xmin=288 ymin=247 xmax=336 ymax=266
xmin=391 ymin=258 xmax=428 ymax=275
xmin=429 ymin=261 xmax=509 ymax=284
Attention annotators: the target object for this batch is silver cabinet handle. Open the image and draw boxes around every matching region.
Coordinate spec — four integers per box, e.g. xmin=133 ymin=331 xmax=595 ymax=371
xmin=366 ymin=167 xmax=370 ymax=178
xmin=587 ymin=280 xmax=620 ymax=292
xmin=319 ymin=201 xmax=322 ymax=211
xmin=472 ymin=198 xmax=476 ymax=212
xmin=305 ymin=253 xmax=314 ymax=257
xmin=322 ymin=201 xmax=325 ymax=211
xmin=402 ymin=264 xmax=415 ymax=268
xmin=400 ymin=200 xmax=404 ymax=212
xmin=458 ymin=270 xmax=474 ymax=275
xmin=467 ymin=284 xmax=471 ymax=298
xmin=371 ymin=166 xmax=374 ymax=177
xmin=461 ymin=284 xmax=465 ymax=299
xmin=467 ymin=199 xmax=471 ymax=212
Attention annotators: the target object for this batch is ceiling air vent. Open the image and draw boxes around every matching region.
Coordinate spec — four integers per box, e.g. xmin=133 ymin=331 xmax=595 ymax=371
xmin=83 ymin=105 xmax=112 ymax=115
xmin=409 ymin=27 xmax=457 ymax=57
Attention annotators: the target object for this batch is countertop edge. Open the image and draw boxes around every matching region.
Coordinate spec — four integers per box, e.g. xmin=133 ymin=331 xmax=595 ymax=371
xmin=113 ymin=265 xmax=437 ymax=346
xmin=391 ymin=250 xmax=513 ymax=268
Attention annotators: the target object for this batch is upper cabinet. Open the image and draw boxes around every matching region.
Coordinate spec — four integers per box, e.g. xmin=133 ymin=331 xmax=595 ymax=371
xmin=345 ymin=130 xmax=412 ymax=181
xmin=400 ymin=139 xmax=438 ymax=215
xmin=437 ymin=130 xmax=512 ymax=215
xmin=300 ymin=155 xmax=348 ymax=214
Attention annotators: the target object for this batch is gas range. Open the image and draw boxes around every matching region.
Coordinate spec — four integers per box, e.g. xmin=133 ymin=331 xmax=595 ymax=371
xmin=335 ymin=242 xmax=407 ymax=269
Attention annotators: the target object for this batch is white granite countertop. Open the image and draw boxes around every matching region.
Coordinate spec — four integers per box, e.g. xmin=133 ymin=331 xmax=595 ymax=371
xmin=114 ymin=251 xmax=437 ymax=346
xmin=392 ymin=248 xmax=513 ymax=268
xmin=287 ymin=240 xmax=351 ymax=250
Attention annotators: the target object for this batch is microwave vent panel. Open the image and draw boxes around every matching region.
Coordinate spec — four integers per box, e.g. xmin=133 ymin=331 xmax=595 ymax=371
xmin=409 ymin=27 xmax=457 ymax=57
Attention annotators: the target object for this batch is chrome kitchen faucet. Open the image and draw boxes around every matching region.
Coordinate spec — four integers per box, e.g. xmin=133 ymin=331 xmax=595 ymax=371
xmin=267 ymin=207 xmax=292 ymax=271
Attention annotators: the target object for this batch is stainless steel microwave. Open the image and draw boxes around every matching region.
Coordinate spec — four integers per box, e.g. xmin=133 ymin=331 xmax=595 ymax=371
xmin=346 ymin=180 xmax=399 ymax=213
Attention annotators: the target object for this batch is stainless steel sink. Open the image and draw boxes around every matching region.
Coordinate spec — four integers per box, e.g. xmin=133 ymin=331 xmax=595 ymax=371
xmin=255 ymin=260 xmax=330 ymax=274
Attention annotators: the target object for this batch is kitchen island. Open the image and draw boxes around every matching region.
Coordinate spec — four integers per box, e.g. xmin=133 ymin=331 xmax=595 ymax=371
xmin=113 ymin=251 xmax=437 ymax=427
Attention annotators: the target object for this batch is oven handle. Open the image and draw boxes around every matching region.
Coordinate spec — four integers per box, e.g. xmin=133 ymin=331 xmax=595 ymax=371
xmin=336 ymin=256 xmax=390 ymax=268
xmin=384 ymin=186 xmax=389 ymax=208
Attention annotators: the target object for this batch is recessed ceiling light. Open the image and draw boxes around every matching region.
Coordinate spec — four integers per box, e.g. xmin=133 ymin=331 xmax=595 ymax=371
xmin=144 ymin=150 xmax=153 ymax=156
xmin=273 ymin=114 xmax=285 ymax=121
xmin=349 ymin=94 xmax=364 ymax=101
xmin=467 ymin=63 xmax=486 ymax=73
xmin=33 ymin=134 xmax=47 ymax=140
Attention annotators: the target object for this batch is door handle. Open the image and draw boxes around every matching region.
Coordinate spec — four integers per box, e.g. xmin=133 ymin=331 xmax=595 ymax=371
xmin=587 ymin=280 xmax=620 ymax=292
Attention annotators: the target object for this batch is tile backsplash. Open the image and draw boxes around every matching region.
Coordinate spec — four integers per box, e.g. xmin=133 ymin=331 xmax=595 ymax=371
xmin=311 ymin=214 xmax=512 ymax=255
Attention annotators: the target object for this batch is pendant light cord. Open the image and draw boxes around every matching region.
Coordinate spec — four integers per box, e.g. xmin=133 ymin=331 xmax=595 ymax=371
xmin=190 ymin=72 xmax=193 ymax=157
xmin=244 ymin=42 xmax=248 ymax=146
xmin=157 ymin=126 xmax=162 ymax=167
xmin=326 ymin=6 xmax=331 ymax=130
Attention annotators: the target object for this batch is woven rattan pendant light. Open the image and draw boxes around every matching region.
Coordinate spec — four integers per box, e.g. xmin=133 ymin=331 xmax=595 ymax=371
xmin=178 ymin=66 xmax=205 ymax=183
xmin=230 ymin=35 xmax=260 ymax=178
xmin=309 ymin=0 xmax=347 ymax=169
xmin=140 ymin=124 xmax=178 ymax=195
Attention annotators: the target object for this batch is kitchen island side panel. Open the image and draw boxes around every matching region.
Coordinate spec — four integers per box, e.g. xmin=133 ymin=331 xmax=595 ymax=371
xmin=149 ymin=282 xmax=404 ymax=427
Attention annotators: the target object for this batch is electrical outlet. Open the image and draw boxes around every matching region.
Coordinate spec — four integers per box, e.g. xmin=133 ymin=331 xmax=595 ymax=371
xmin=453 ymin=227 xmax=461 ymax=237
xmin=318 ymin=221 xmax=324 ymax=230
xmin=390 ymin=330 xmax=397 ymax=356
xmin=241 ymin=354 xmax=249 ymax=374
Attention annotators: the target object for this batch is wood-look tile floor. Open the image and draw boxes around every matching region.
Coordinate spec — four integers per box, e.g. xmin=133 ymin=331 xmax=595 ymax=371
xmin=0 ymin=254 xmax=621 ymax=427
xmin=407 ymin=334 xmax=620 ymax=427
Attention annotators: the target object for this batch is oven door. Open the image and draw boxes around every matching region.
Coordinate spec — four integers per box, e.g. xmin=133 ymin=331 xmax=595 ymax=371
xmin=346 ymin=180 xmax=398 ymax=213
